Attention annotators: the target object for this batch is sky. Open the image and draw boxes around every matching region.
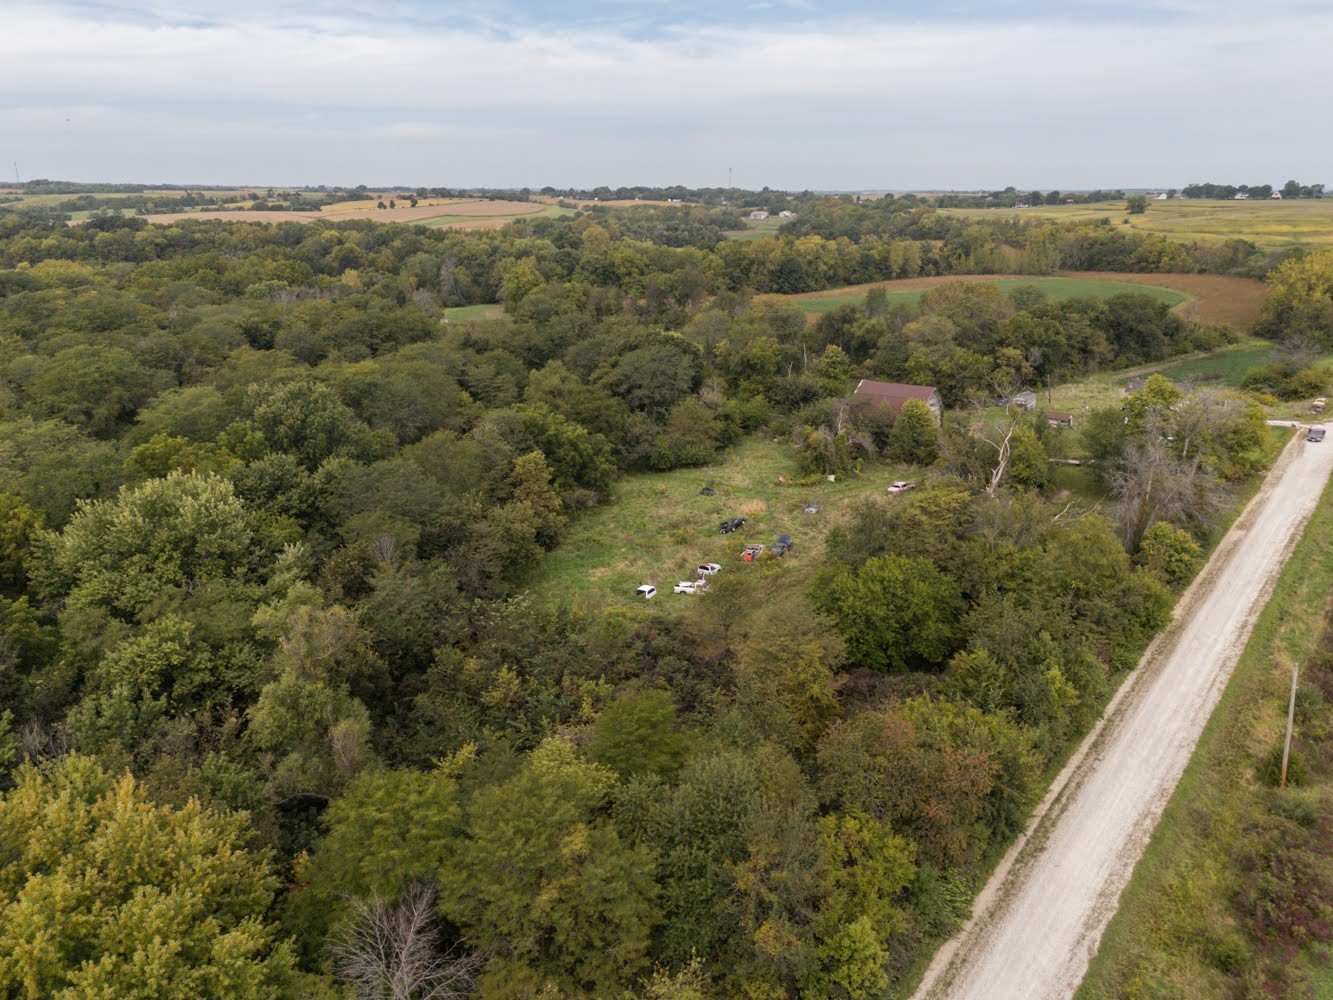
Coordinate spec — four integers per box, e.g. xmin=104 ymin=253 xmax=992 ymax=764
xmin=3 ymin=0 xmax=1331 ymax=191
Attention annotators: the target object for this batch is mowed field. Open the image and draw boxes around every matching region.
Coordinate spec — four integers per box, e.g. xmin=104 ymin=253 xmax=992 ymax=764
xmin=781 ymin=271 xmax=1267 ymax=327
xmin=942 ymin=198 xmax=1333 ymax=250
xmin=529 ymin=437 xmax=917 ymax=613
xmin=138 ymin=198 xmax=548 ymax=229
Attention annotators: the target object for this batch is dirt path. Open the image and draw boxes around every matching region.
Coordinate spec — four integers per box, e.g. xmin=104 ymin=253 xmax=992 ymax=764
xmin=913 ymin=425 xmax=1333 ymax=1000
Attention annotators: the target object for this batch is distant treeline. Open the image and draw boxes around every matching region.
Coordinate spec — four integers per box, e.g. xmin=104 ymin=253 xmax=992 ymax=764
xmin=934 ymin=188 xmax=1126 ymax=208
xmin=1183 ymin=180 xmax=1325 ymax=200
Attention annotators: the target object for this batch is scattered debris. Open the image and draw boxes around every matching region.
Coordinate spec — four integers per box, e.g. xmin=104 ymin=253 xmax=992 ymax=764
xmin=699 ymin=487 xmax=716 ymax=496
xmin=719 ymin=517 xmax=746 ymax=534
xmin=803 ymin=503 xmax=821 ymax=514
xmin=741 ymin=543 xmax=766 ymax=562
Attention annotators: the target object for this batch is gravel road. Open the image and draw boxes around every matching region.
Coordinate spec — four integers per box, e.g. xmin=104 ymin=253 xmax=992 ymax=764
xmin=914 ymin=425 xmax=1333 ymax=1000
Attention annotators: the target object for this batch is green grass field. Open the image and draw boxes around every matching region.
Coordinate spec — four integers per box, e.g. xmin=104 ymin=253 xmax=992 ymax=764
xmin=723 ymin=217 xmax=787 ymax=241
xmin=943 ymin=198 xmax=1333 ymax=250
xmin=793 ymin=276 xmax=1189 ymax=316
xmin=528 ymin=437 xmax=917 ymax=612
xmin=1077 ymin=441 xmax=1333 ymax=999
xmin=1129 ymin=341 xmax=1277 ymax=387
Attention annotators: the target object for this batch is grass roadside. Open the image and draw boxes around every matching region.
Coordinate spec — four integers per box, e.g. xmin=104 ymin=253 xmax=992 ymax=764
xmin=1077 ymin=455 xmax=1333 ymax=999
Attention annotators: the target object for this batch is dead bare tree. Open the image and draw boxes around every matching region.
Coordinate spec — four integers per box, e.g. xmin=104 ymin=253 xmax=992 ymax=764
xmin=971 ymin=376 xmax=1026 ymax=499
xmin=330 ymin=884 xmax=480 ymax=1000
xmin=1107 ymin=434 xmax=1226 ymax=551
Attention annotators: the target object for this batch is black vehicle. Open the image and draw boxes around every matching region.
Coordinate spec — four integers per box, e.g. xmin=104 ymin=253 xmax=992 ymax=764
xmin=772 ymin=533 xmax=793 ymax=556
xmin=719 ymin=517 xmax=746 ymax=534
xmin=699 ymin=487 xmax=716 ymax=496
xmin=1309 ymin=427 xmax=1326 ymax=443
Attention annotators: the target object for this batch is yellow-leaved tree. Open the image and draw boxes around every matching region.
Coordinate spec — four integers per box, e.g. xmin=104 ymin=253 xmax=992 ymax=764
xmin=0 ymin=754 xmax=326 ymax=998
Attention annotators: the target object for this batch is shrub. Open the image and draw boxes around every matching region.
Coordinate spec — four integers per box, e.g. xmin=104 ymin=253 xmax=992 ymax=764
xmin=1258 ymin=739 xmax=1307 ymax=789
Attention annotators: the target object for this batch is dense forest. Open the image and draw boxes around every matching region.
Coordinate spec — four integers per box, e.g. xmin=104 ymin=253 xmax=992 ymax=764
xmin=0 ymin=198 xmax=1320 ymax=997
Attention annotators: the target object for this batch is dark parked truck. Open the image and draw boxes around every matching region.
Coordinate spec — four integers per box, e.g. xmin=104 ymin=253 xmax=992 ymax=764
xmin=1309 ymin=427 xmax=1326 ymax=443
xmin=773 ymin=534 xmax=793 ymax=556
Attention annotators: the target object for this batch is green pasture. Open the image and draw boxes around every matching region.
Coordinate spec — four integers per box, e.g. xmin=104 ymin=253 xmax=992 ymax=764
xmin=528 ymin=437 xmax=916 ymax=613
xmin=794 ymin=276 xmax=1188 ymax=316
xmin=1127 ymin=341 xmax=1276 ymax=387
xmin=943 ymin=198 xmax=1333 ymax=249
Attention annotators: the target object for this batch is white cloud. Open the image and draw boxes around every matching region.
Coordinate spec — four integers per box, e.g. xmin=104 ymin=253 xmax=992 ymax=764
xmin=2 ymin=2 xmax=1330 ymax=187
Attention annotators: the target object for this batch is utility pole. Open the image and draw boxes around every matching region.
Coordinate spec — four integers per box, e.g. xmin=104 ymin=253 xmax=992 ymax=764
xmin=1280 ymin=660 xmax=1300 ymax=788
xmin=728 ymin=167 xmax=733 ymax=189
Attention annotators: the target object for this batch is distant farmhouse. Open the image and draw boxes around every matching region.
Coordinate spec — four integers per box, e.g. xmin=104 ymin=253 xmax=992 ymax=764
xmin=853 ymin=379 xmax=943 ymax=424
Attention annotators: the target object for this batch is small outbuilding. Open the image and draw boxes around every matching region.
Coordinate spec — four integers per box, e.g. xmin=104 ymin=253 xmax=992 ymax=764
xmin=1046 ymin=410 xmax=1075 ymax=428
xmin=1013 ymin=390 xmax=1038 ymax=411
xmin=749 ymin=210 xmax=770 ymax=220
xmin=852 ymin=379 xmax=943 ymax=424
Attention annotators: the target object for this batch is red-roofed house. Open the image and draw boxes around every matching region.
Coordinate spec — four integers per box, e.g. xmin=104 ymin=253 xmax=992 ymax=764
xmin=852 ymin=379 xmax=942 ymax=424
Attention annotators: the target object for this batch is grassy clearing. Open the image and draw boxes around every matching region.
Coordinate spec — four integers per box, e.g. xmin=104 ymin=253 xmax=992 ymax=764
xmin=1078 ymin=450 xmax=1333 ymax=1000
xmin=1037 ymin=340 xmax=1281 ymax=425
xmin=792 ymin=276 xmax=1189 ymax=317
xmin=942 ymin=198 xmax=1333 ymax=250
xmin=528 ymin=436 xmax=917 ymax=613
xmin=723 ymin=217 xmax=787 ymax=241
xmin=442 ymin=304 xmax=505 ymax=323
xmin=1133 ymin=341 xmax=1277 ymax=387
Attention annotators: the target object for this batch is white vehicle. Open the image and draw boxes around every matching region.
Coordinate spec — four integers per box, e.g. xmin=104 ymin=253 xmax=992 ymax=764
xmin=697 ymin=562 xmax=722 ymax=576
xmin=887 ymin=480 xmax=916 ymax=495
xmin=674 ymin=580 xmax=707 ymax=594
xmin=635 ymin=585 xmax=657 ymax=599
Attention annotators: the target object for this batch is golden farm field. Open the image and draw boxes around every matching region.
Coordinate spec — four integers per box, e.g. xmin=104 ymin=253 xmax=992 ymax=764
xmin=139 ymin=198 xmax=545 ymax=228
xmin=943 ymin=198 xmax=1333 ymax=249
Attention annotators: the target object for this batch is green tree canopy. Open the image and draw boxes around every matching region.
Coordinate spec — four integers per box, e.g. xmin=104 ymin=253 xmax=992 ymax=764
xmin=815 ymin=553 xmax=964 ymax=672
xmin=0 ymin=754 xmax=305 ymax=998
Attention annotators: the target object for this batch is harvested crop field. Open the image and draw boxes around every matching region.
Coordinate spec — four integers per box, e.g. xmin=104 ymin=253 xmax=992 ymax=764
xmin=786 ymin=271 xmax=1266 ymax=328
xmin=139 ymin=199 xmax=544 ymax=228
xmin=943 ymin=198 xmax=1333 ymax=250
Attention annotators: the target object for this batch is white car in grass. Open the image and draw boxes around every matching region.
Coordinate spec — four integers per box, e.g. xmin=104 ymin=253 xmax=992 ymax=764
xmin=674 ymin=580 xmax=707 ymax=594
xmin=635 ymin=585 xmax=657 ymax=599
xmin=696 ymin=563 xmax=722 ymax=576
